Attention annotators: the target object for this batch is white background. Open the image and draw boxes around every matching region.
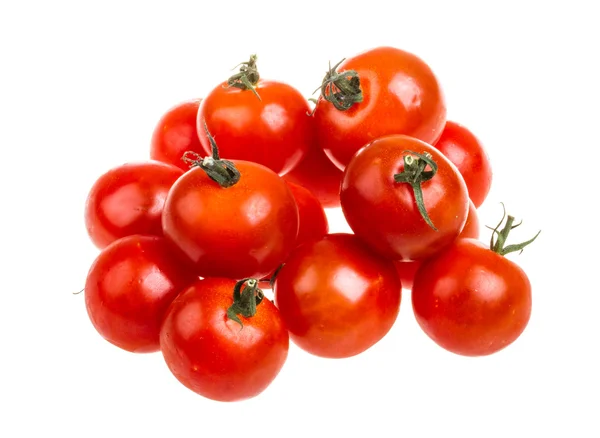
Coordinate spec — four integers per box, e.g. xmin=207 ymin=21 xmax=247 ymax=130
xmin=1 ymin=1 xmax=598 ymax=437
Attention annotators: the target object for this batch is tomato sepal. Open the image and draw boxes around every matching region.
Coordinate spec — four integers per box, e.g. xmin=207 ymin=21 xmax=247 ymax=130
xmin=488 ymin=203 xmax=541 ymax=256
xmin=393 ymin=150 xmax=439 ymax=230
xmin=183 ymin=122 xmax=241 ymax=188
xmin=226 ymin=278 xmax=265 ymax=329
xmin=224 ymin=54 xmax=261 ymax=101
xmin=315 ymin=58 xmax=364 ymax=111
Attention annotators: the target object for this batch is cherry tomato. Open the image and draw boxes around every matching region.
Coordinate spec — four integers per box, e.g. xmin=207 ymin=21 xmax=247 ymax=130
xmin=160 ymin=278 xmax=289 ymax=402
xmin=161 ymin=151 xmax=299 ymax=280
xmin=433 ymin=121 xmax=492 ymax=208
xmin=286 ymin=181 xmax=329 ymax=247
xmin=273 ymin=233 xmax=401 ymax=358
xmin=150 ymin=98 xmax=203 ymax=171
xmin=197 ymin=55 xmax=311 ymax=175
xmin=411 ymin=211 xmax=539 ymax=356
xmin=259 ymin=181 xmax=329 ymax=290
xmin=84 ymin=235 xmax=197 ymax=353
xmin=85 ymin=161 xmax=183 ymax=249
xmin=394 ymin=198 xmax=480 ymax=290
xmin=312 ymin=46 xmax=446 ymax=170
xmin=340 ymin=135 xmax=469 ymax=261
xmin=283 ymin=139 xmax=343 ymax=208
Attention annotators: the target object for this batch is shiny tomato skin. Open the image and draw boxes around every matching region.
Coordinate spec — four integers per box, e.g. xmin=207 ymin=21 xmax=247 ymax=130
xmin=313 ymin=46 xmax=446 ymax=170
xmin=273 ymin=233 xmax=401 ymax=359
xmin=340 ymin=135 xmax=469 ymax=261
xmin=461 ymin=198 xmax=481 ymax=239
xmin=160 ymin=278 xmax=289 ymax=402
xmin=393 ymin=259 xmax=422 ymax=292
xmin=433 ymin=121 xmax=493 ymax=208
xmin=285 ymin=181 xmax=329 ymax=246
xmin=394 ymin=198 xmax=480 ymax=290
xmin=84 ymin=235 xmax=197 ymax=353
xmin=283 ymin=139 xmax=343 ymax=208
xmin=161 ymin=161 xmax=299 ymax=280
xmin=412 ymin=239 xmax=532 ymax=356
xmin=197 ymin=80 xmax=312 ymax=176
xmin=259 ymin=181 xmax=329 ymax=289
xmin=150 ymin=98 xmax=203 ymax=171
xmin=85 ymin=161 xmax=184 ymax=249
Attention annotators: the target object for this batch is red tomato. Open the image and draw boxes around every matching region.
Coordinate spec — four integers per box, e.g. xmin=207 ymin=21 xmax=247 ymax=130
xmin=160 ymin=278 xmax=289 ymax=402
xmin=433 ymin=121 xmax=492 ymax=208
xmin=259 ymin=181 xmax=329 ymax=290
xmin=461 ymin=198 xmax=481 ymax=239
xmin=286 ymin=181 xmax=329 ymax=246
xmin=85 ymin=161 xmax=183 ymax=249
xmin=85 ymin=235 xmax=197 ymax=353
xmin=340 ymin=135 xmax=469 ymax=261
xmin=394 ymin=198 xmax=480 ymax=290
xmin=162 ymin=153 xmax=299 ymax=280
xmin=197 ymin=55 xmax=311 ymax=175
xmin=150 ymin=98 xmax=203 ymax=171
xmin=412 ymin=211 xmax=539 ymax=356
xmin=273 ymin=233 xmax=401 ymax=358
xmin=312 ymin=46 xmax=446 ymax=170
xmin=283 ymin=139 xmax=343 ymax=208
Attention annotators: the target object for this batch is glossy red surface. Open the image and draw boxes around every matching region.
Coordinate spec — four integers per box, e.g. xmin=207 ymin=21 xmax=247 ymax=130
xmin=84 ymin=161 xmax=183 ymax=249
xmin=274 ymin=233 xmax=401 ymax=358
xmin=198 ymin=80 xmax=312 ymax=175
xmin=162 ymin=161 xmax=299 ymax=280
xmin=412 ymin=239 xmax=532 ymax=356
xmin=313 ymin=46 xmax=446 ymax=170
xmin=160 ymin=278 xmax=289 ymax=402
xmin=85 ymin=235 xmax=197 ymax=353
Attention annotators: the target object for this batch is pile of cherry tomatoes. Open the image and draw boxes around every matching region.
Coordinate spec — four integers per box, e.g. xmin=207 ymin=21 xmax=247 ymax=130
xmin=82 ymin=46 xmax=540 ymax=402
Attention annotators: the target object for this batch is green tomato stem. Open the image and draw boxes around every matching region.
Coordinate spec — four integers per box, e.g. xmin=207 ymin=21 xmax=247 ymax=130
xmin=393 ymin=150 xmax=438 ymax=231
xmin=181 ymin=121 xmax=241 ymax=188
xmin=225 ymin=54 xmax=261 ymax=101
xmin=488 ymin=203 xmax=541 ymax=255
xmin=226 ymin=278 xmax=265 ymax=329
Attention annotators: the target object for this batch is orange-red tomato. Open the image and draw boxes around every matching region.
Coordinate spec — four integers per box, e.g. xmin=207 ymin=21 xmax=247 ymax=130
xmin=160 ymin=278 xmax=289 ymax=401
xmin=341 ymin=135 xmax=469 ymax=261
xmin=313 ymin=46 xmax=446 ymax=170
xmin=274 ymin=233 xmax=401 ymax=358
xmin=162 ymin=160 xmax=299 ymax=280
xmin=433 ymin=121 xmax=492 ymax=208
xmin=85 ymin=235 xmax=197 ymax=353
xmin=150 ymin=98 xmax=203 ymax=171
xmin=85 ymin=161 xmax=183 ymax=249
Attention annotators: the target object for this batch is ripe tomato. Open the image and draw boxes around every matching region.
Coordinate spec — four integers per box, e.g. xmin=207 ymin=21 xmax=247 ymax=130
xmin=150 ymin=98 xmax=203 ymax=171
xmin=161 ymin=145 xmax=299 ymax=280
xmin=283 ymin=139 xmax=343 ymax=208
xmin=411 ymin=210 xmax=540 ymax=356
xmin=285 ymin=181 xmax=329 ymax=246
xmin=433 ymin=121 xmax=492 ymax=208
xmin=84 ymin=235 xmax=197 ymax=353
xmin=273 ymin=233 xmax=401 ymax=358
xmin=160 ymin=278 xmax=289 ymax=402
xmin=312 ymin=46 xmax=446 ymax=170
xmin=197 ymin=55 xmax=311 ymax=175
xmin=85 ymin=161 xmax=183 ymax=249
xmin=340 ymin=135 xmax=469 ymax=261
xmin=259 ymin=181 xmax=329 ymax=290
xmin=394 ymin=198 xmax=480 ymax=290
